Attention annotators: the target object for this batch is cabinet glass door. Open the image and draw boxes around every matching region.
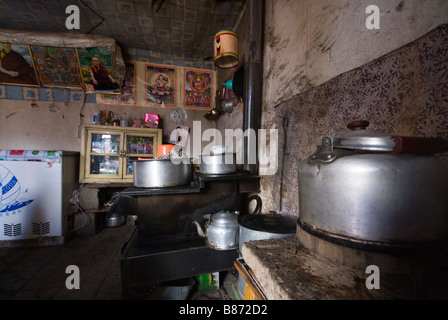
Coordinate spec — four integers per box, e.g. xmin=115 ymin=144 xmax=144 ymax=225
xmin=88 ymin=133 xmax=122 ymax=176
xmin=126 ymin=156 xmax=139 ymax=175
xmin=125 ymin=134 xmax=156 ymax=177
xmin=126 ymin=135 xmax=155 ymax=156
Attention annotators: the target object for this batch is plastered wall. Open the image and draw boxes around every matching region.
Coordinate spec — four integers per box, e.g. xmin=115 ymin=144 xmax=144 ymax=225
xmin=263 ymin=0 xmax=448 ymax=109
xmin=0 ymin=98 xmax=217 ymax=153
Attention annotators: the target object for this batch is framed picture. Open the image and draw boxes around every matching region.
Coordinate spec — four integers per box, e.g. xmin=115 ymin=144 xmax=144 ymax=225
xmin=99 ymin=61 xmax=136 ymax=105
xmin=30 ymin=45 xmax=82 ymax=89
xmin=145 ymin=63 xmax=176 ymax=107
xmin=77 ymin=47 xmax=121 ymax=94
xmin=184 ymin=68 xmax=213 ymax=109
xmin=0 ymin=43 xmax=39 ymax=87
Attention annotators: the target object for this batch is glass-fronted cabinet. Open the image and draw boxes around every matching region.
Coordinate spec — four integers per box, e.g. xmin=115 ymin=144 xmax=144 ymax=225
xmin=79 ymin=124 xmax=162 ymax=183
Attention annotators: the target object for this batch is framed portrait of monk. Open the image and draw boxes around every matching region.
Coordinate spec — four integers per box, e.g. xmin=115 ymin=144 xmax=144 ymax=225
xmin=0 ymin=43 xmax=39 ymax=87
xmin=99 ymin=61 xmax=136 ymax=105
xmin=77 ymin=46 xmax=122 ymax=95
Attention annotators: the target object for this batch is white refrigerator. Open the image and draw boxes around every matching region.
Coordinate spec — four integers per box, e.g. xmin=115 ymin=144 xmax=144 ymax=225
xmin=0 ymin=150 xmax=79 ymax=246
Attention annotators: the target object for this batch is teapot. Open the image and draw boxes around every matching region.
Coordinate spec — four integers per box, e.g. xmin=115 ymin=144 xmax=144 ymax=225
xmin=193 ymin=211 xmax=239 ymax=250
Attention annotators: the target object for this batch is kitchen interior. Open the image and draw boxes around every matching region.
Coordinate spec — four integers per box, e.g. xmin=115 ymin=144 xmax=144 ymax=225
xmin=0 ymin=0 xmax=448 ymax=301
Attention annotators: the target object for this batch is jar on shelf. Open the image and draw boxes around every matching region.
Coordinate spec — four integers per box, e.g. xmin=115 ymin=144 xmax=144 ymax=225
xmin=133 ymin=117 xmax=141 ymax=127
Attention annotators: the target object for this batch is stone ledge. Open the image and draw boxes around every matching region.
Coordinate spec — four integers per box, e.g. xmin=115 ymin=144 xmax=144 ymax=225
xmin=241 ymin=237 xmax=448 ymax=300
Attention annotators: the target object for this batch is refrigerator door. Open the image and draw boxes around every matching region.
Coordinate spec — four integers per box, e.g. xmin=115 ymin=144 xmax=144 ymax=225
xmin=0 ymin=160 xmax=62 ymax=240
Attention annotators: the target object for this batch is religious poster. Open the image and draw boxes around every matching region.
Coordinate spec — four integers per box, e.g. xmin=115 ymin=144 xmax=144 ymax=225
xmin=0 ymin=43 xmax=39 ymax=87
xmin=99 ymin=61 xmax=136 ymax=105
xmin=77 ymin=46 xmax=121 ymax=94
xmin=144 ymin=63 xmax=176 ymax=107
xmin=30 ymin=45 xmax=82 ymax=89
xmin=184 ymin=68 xmax=213 ymax=109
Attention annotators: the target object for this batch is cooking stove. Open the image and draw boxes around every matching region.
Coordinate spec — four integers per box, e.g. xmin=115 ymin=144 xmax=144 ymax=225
xmin=116 ymin=170 xmax=256 ymax=299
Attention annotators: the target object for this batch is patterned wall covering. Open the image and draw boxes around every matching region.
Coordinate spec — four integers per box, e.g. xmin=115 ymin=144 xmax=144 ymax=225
xmin=273 ymin=24 xmax=448 ymax=217
xmin=0 ymin=0 xmax=245 ymax=64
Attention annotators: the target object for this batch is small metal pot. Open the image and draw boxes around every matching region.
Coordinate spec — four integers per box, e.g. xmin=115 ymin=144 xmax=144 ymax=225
xmin=133 ymin=159 xmax=192 ymax=188
xmin=105 ymin=213 xmax=126 ymax=227
xmin=200 ymin=153 xmax=237 ymax=174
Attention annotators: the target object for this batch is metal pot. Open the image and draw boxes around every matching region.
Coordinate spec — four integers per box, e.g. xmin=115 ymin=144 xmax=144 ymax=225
xmin=237 ymin=212 xmax=296 ymax=296
xmin=193 ymin=211 xmax=239 ymax=250
xmin=238 ymin=213 xmax=296 ymax=253
xmin=133 ymin=159 xmax=192 ymax=188
xmin=298 ymin=120 xmax=448 ymax=251
xmin=105 ymin=213 xmax=126 ymax=227
xmin=204 ymin=108 xmax=220 ymax=120
xmin=200 ymin=153 xmax=237 ymax=174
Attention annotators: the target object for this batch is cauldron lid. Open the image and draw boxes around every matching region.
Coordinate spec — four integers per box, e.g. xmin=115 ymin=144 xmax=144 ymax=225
xmin=238 ymin=213 xmax=296 ymax=234
xmin=333 ymin=120 xmax=395 ymax=152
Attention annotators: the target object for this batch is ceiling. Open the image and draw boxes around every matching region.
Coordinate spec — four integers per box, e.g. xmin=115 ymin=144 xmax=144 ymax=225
xmin=0 ymin=0 xmax=246 ymax=62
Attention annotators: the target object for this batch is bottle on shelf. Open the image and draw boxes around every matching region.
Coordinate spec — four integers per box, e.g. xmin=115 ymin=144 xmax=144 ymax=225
xmin=93 ymin=113 xmax=100 ymax=124
xmin=112 ymin=113 xmax=120 ymax=126
xmin=120 ymin=113 xmax=128 ymax=127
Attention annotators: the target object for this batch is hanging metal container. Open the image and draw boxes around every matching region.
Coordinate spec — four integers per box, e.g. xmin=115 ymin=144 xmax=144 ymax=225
xmin=214 ymin=30 xmax=239 ymax=69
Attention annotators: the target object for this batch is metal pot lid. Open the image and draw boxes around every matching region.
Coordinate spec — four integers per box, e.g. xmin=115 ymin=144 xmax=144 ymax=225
xmin=211 ymin=211 xmax=238 ymax=223
xmin=333 ymin=120 xmax=395 ymax=151
xmin=201 ymin=153 xmax=236 ymax=165
xmin=238 ymin=213 xmax=296 ymax=234
xmin=201 ymin=152 xmax=236 ymax=159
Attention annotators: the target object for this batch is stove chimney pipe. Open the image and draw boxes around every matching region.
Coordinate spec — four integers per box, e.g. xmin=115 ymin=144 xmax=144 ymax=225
xmin=243 ymin=0 xmax=263 ymax=175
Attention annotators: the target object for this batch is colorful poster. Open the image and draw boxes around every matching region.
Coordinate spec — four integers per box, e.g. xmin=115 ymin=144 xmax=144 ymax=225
xmin=145 ymin=64 xmax=176 ymax=107
xmin=184 ymin=68 xmax=212 ymax=109
xmin=0 ymin=43 xmax=39 ymax=86
xmin=31 ymin=45 xmax=82 ymax=89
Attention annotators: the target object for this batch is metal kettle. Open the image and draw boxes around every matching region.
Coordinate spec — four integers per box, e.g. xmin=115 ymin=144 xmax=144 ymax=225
xmin=193 ymin=211 xmax=239 ymax=250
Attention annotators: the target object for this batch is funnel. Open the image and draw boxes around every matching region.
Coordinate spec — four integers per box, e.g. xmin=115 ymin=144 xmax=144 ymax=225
xmin=222 ymin=78 xmax=233 ymax=91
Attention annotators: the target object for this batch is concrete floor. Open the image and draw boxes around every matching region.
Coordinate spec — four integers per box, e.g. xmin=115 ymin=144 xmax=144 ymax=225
xmin=0 ymin=224 xmax=242 ymax=300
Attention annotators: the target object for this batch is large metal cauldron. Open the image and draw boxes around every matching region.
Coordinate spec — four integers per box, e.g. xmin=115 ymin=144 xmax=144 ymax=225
xmin=237 ymin=213 xmax=296 ymax=295
xmin=238 ymin=213 xmax=296 ymax=252
xmin=133 ymin=159 xmax=192 ymax=188
xmin=298 ymin=121 xmax=448 ymax=251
